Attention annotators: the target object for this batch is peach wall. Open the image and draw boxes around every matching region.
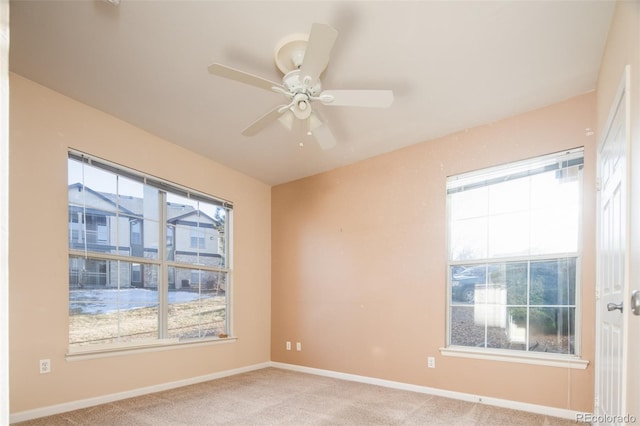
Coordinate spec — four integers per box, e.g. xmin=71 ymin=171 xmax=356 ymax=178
xmin=272 ymin=92 xmax=597 ymax=411
xmin=8 ymin=74 xmax=271 ymax=413
xmin=596 ymin=1 xmax=640 ymax=418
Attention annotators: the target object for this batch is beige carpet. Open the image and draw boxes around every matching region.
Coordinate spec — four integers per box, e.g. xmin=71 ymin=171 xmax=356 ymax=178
xmin=14 ymin=367 xmax=578 ymax=425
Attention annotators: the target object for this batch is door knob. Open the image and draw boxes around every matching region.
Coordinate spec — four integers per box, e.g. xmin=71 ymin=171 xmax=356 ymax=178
xmin=631 ymin=290 xmax=640 ymax=316
xmin=607 ymin=302 xmax=623 ymax=313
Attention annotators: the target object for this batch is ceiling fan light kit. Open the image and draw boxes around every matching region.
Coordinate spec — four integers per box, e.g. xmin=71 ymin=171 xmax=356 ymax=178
xmin=208 ymin=23 xmax=394 ymax=150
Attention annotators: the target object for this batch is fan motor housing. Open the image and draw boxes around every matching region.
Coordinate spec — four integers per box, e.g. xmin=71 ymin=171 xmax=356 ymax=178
xmin=283 ymin=70 xmax=321 ymax=96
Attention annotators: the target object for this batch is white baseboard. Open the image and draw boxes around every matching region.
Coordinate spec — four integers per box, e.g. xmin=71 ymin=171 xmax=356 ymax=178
xmin=9 ymin=362 xmax=270 ymax=424
xmin=10 ymin=361 xmax=584 ymax=423
xmin=269 ymin=361 xmax=583 ymax=421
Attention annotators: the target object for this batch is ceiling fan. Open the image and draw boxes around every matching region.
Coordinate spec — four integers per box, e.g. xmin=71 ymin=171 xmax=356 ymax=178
xmin=208 ymin=23 xmax=394 ymax=150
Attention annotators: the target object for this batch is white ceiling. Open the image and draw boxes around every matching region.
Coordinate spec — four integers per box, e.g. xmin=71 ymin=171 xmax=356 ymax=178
xmin=9 ymin=1 xmax=614 ymax=185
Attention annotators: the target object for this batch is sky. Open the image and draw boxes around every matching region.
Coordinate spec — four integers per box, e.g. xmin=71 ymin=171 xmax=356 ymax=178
xmin=68 ymin=158 xmax=223 ymax=219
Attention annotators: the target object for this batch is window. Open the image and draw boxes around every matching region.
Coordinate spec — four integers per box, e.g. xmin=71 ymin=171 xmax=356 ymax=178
xmin=67 ymin=152 xmax=232 ymax=352
xmin=190 ymin=228 xmax=206 ymax=249
xmin=446 ymin=148 xmax=583 ymax=357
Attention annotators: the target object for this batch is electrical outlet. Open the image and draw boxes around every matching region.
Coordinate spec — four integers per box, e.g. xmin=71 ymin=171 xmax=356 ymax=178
xmin=296 ymin=342 xmax=302 ymax=351
xmin=427 ymin=357 xmax=435 ymax=369
xmin=286 ymin=341 xmax=291 ymax=351
xmin=39 ymin=359 xmax=51 ymax=374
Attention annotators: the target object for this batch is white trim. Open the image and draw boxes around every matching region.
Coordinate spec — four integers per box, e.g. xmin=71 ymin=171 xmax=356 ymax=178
xmin=0 ymin=0 xmax=9 ymax=424
xmin=9 ymin=362 xmax=270 ymax=423
xmin=440 ymin=347 xmax=589 ymax=369
xmin=66 ymin=337 xmax=237 ymax=361
xmin=269 ymin=362 xmax=583 ymax=420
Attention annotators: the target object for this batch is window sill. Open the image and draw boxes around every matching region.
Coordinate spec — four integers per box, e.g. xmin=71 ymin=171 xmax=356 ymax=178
xmin=66 ymin=337 xmax=237 ymax=361
xmin=440 ymin=346 xmax=589 ymax=369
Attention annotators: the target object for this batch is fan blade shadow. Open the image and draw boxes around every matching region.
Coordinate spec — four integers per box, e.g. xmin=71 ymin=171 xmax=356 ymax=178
xmin=321 ymin=90 xmax=393 ymax=108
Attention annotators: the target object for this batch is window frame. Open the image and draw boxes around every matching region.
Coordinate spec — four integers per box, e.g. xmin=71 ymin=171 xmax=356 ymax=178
xmin=442 ymin=148 xmax=588 ymax=368
xmin=66 ymin=151 xmax=234 ymax=358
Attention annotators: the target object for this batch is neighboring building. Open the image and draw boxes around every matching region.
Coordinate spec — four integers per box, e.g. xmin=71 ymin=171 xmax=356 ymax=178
xmin=68 ymin=183 xmax=225 ymax=291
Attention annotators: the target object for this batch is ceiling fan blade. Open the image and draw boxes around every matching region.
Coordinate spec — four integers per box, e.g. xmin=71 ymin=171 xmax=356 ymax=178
xmin=320 ymin=90 xmax=394 ymax=108
xmin=241 ymin=106 xmax=286 ymax=136
xmin=299 ymin=23 xmax=338 ymax=86
xmin=308 ymin=112 xmax=337 ymax=150
xmin=278 ymin=109 xmax=295 ymax=131
xmin=208 ymin=63 xmax=283 ymax=92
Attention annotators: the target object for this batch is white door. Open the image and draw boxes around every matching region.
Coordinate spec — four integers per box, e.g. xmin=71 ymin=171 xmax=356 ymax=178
xmin=596 ymin=67 xmax=630 ymax=423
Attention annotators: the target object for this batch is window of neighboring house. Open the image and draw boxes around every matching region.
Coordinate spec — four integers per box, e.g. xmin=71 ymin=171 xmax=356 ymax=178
xmin=67 ymin=151 xmax=232 ymax=353
xmin=131 ymin=220 xmax=142 ymax=244
xmin=68 ymin=212 xmax=108 ymax=247
xmin=131 ymin=263 xmax=142 ymax=285
xmin=190 ymin=228 xmax=206 ymax=249
xmin=446 ymin=148 xmax=583 ymax=358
